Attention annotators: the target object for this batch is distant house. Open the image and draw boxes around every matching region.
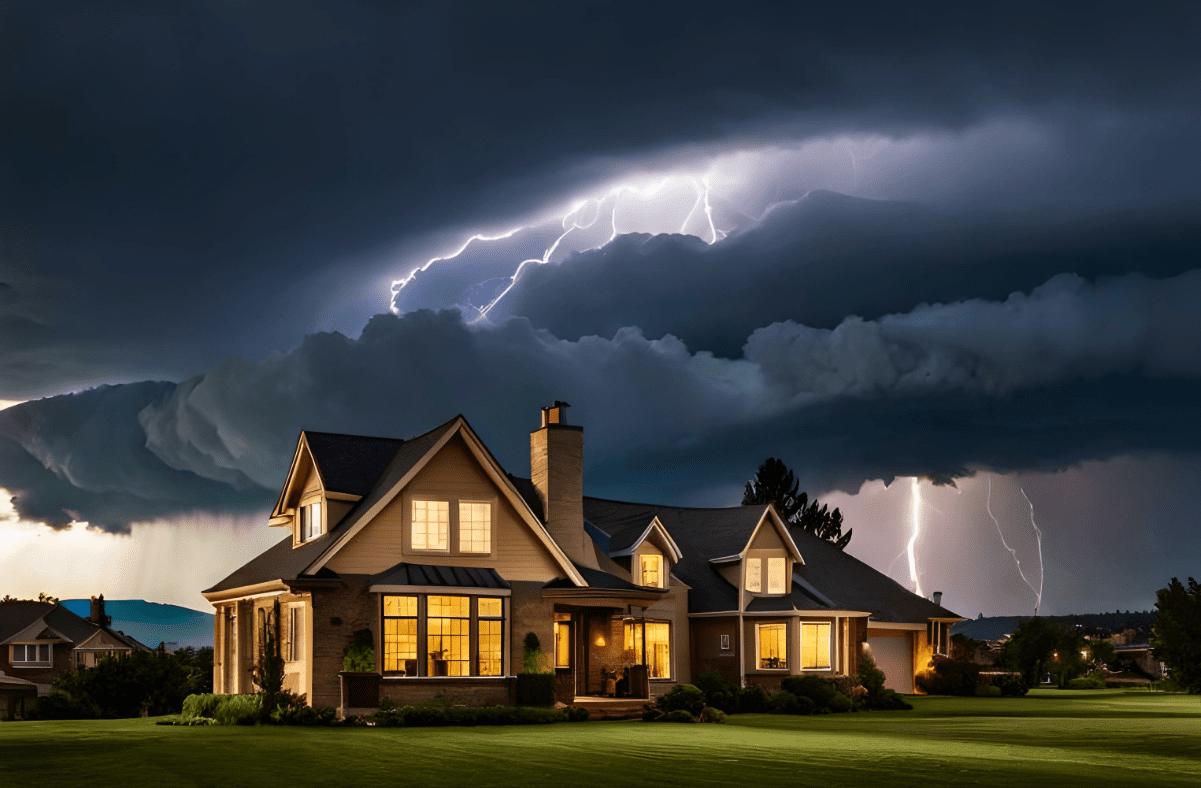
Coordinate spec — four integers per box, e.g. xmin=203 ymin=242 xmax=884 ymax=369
xmin=0 ymin=596 xmax=150 ymax=717
xmin=204 ymin=405 xmax=962 ymax=716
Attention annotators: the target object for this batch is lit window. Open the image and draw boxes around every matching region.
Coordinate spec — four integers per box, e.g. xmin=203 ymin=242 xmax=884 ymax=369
xmin=801 ymin=622 xmax=831 ymax=669
xmin=758 ymin=623 xmax=787 ymax=669
xmin=287 ymin=606 xmax=306 ymax=663
xmin=459 ymin=502 xmax=491 ymax=553
xmin=640 ymin=554 xmax=662 ymax=588
xmin=383 ymin=596 xmax=418 ymax=676
xmin=746 ymin=558 xmax=762 ymax=593
xmin=412 ymin=500 xmax=449 ymax=551
xmin=624 ymin=621 xmax=671 ymax=678
xmin=767 ymin=557 xmax=787 ymax=595
xmin=427 ymin=596 xmax=470 ymax=676
xmin=555 ymin=620 xmax=572 ymax=668
xmin=478 ymin=598 xmax=503 ymax=676
xmin=299 ymin=501 xmax=322 ymax=542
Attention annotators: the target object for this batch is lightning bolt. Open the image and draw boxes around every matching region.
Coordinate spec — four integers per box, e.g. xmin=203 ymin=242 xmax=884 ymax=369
xmin=986 ymin=476 xmax=1043 ymax=614
xmin=908 ymin=477 xmax=924 ymax=598
xmin=1020 ymin=487 xmax=1046 ymax=615
xmin=393 ymin=177 xmax=725 ymax=324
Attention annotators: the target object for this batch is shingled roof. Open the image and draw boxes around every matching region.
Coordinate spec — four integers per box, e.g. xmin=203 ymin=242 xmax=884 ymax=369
xmin=303 ymin=431 xmax=407 ymax=496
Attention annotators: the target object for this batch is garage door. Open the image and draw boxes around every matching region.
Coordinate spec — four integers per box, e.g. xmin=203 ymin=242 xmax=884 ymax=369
xmin=866 ymin=632 xmax=913 ymax=694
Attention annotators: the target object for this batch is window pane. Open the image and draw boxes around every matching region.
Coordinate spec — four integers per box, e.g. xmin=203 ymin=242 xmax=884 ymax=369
xmin=759 ymin=623 xmax=787 ymax=669
xmin=384 ymin=595 xmax=418 ymax=617
xmin=646 ymin=622 xmax=670 ymax=678
xmin=555 ymin=621 xmax=571 ymax=668
xmin=640 ymin=554 xmax=661 ymax=587
xmin=412 ymin=500 xmax=449 ymax=550
xmin=311 ymin=502 xmax=321 ymax=537
xmin=478 ymin=619 xmax=502 ymax=676
xmin=478 ymin=598 xmax=503 ymax=618
xmin=428 ymin=596 xmax=470 ymax=676
xmin=746 ymin=558 xmax=762 ymax=592
xmin=459 ymin=502 xmax=491 ymax=553
xmin=768 ymin=557 xmax=787 ymax=594
xmin=383 ymin=596 xmax=419 ymax=675
xmin=801 ymin=623 xmax=831 ymax=669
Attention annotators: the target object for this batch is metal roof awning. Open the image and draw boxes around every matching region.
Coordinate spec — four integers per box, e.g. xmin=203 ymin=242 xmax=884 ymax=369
xmin=368 ymin=562 xmax=512 ymax=595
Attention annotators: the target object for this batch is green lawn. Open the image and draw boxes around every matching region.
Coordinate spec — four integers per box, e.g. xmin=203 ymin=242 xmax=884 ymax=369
xmin=2 ymin=690 xmax=1199 ymax=787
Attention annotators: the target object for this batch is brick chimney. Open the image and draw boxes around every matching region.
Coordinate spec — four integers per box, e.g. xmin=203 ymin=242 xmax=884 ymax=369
xmin=90 ymin=595 xmax=111 ymax=627
xmin=530 ymin=402 xmax=596 ymax=569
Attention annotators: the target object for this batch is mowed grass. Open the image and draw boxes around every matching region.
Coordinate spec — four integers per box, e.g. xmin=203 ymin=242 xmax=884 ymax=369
xmin=2 ymin=690 xmax=1199 ymax=788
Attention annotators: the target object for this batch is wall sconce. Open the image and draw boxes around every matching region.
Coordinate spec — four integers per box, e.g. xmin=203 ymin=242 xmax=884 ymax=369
xmin=595 ymin=635 xmax=606 ymax=647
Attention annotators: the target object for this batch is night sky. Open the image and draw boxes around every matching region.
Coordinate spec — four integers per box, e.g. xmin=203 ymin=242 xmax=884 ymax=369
xmin=2 ymin=2 xmax=1199 ymax=614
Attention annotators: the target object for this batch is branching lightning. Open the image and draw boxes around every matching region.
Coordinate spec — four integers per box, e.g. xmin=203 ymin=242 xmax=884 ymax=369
xmin=908 ymin=477 xmax=924 ymax=598
xmin=986 ymin=476 xmax=1044 ymax=614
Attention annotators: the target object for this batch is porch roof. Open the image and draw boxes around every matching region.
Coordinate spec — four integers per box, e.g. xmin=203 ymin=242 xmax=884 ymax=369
xmin=368 ymin=562 xmax=511 ymax=591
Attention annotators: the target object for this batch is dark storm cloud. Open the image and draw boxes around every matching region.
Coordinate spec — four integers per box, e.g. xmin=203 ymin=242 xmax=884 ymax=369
xmin=3 ymin=1 xmax=1200 ymax=397
xmin=504 ymin=191 xmax=1201 ymax=356
xmin=4 ymin=265 xmax=1198 ymax=529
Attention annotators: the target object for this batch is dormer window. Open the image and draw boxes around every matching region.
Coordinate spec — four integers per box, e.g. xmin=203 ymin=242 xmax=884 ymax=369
xmin=767 ymin=557 xmax=787 ymax=595
xmin=640 ymin=554 xmax=662 ymax=588
xmin=745 ymin=555 xmax=788 ymax=595
xmin=299 ymin=501 xmax=322 ymax=542
xmin=746 ymin=558 xmax=762 ymax=592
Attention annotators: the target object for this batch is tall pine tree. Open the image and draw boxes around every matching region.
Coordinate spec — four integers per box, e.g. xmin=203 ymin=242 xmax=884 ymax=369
xmin=742 ymin=457 xmax=851 ymax=549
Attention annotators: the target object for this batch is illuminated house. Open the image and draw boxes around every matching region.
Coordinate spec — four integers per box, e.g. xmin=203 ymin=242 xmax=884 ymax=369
xmin=203 ymin=404 xmax=961 ymax=715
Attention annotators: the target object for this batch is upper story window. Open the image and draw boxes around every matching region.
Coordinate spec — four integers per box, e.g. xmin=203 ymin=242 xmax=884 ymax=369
xmin=767 ymin=556 xmax=787 ymax=595
xmin=411 ymin=500 xmax=450 ymax=551
xmin=458 ymin=502 xmax=491 ymax=553
xmin=299 ymin=501 xmax=322 ymax=542
xmin=640 ymin=554 xmax=662 ymax=588
xmin=745 ymin=558 xmax=762 ymax=593
xmin=10 ymin=644 xmax=51 ymax=665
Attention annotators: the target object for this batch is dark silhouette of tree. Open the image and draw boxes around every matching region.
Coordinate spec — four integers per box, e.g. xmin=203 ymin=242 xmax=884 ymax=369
xmin=996 ymin=617 xmax=1090 ymax=688
xmin=743 ymin=457 xmax=851 ymax=549
xmin=1152 ymin=577 xmax=1201 ymax=693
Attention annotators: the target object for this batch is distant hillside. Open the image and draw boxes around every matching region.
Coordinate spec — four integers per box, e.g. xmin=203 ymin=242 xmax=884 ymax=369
xmin=952 ymin=611 xmax=1157 ymax=642
xmin=61 ymin=599 xmax=213 ymax=651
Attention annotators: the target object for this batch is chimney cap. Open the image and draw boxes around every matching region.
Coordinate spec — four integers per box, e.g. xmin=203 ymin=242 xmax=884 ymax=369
xmin=932 ymin=591 xmax=943 ymax=605
xmin=540 ymin=401 xmax=571 ymax=427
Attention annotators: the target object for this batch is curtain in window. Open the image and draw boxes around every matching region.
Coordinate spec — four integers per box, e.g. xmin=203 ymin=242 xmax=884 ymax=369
xmin=759 ymin=623 xmax=787 ymax=669
xmin=801 ymin=622 xmax=831 ymax=669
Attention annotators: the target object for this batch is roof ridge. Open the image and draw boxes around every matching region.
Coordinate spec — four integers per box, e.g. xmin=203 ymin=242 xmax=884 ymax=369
xmin=302 ymin=430 xmax=407 ymax=443
xmin=583 ymin=494 xmax=759 ymax=512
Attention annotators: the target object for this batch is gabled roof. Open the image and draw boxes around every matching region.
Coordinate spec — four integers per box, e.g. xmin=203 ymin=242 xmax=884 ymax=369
xmin=0 ymin=601 xmax=129 ymax=648
xmin=302 ymin=431 xmax=408 ymax=496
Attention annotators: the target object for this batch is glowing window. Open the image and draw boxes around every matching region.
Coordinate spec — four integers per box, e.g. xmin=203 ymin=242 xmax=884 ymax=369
xmin=299 ymin=501 xmax=322 ymax=542
xmin=767 ymin=557 xmax=787 ymax=595
xmin=640 ymin=554 xmax=662 ymax=587
xmin=427 ymin=595 xmax=470 ymax=676
xmin=801 ymin=622 xmax=831 ymax=669
xmin=287 ymin=606 xmax=306 ymax=663
xmin=624 ymin=621 xmax=671 ymax=678
xmin=746 ymin=558 xmax=762 ymax=593
xmin=412 ymin=500 xmax=449 ymax=551
xmin=555 ymin=620 xmax=572 ymax=668
xmin=383 ymin=596 xmax=419 ymax=675
xmin=459 ymin=502 xmax=491 ymax=553
xmin=758 ymin=623 xmax=787 ymax=669
xmin=478 ymin=598 xmax=503 ymax=676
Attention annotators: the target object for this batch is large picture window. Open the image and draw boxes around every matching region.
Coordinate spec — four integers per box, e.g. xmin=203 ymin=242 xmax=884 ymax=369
xmin=624 ymin=621 xmax=671 ymax=679
xmin=412 ymin=500 xmax=449 ymax=551
xmin=640 ymin=554 xmax=662 ymax=588
xmin=758 ymin=622 xmax=787 ymax=669
xmin=801 ymin=622 xmax=831 ymax=669
xmin=477 ymin=598 xmax=503 ymax=676
xmin=458 ymin=502 xmax=491 ymax=554
xmin=427 ymin=595 xmax=470 ymax=676
xmin=383 ymin=596 xmax=418 ymax=675
xmin=10 ymin=644 xmax=50 ymax=664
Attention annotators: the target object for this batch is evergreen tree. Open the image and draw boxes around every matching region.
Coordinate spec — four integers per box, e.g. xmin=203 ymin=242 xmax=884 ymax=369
xmin=743 ymin=457 xmax=851 ymax=549
xmin=1151 ymin=577 xmax=1201 ymax=693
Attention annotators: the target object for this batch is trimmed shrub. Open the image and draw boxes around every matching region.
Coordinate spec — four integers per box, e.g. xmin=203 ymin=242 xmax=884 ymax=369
xmin=974 ymin=684 xmax=1003 ymax=697
xmin=857 ymin=654 xmax=888 ymax=709
xmin=372 ymin=707 xmax=405 ymax=726
xmin=874 ymin=689 xmax=913 ymax=710
xmin=827 ymin=692 xmax=853 ymax=713
xmin=566 ymin=706 xmax=590 ymax=722
xmin=699 ymin=706 xmax=726 ymax=723
xmin=1066 ymin=675 xmax=1106 ymax=690
xmin=915 ymin=656 xmax=982 ymax=696
xmin=182 ymin=693 xmax=226 ymax=719
xmin=692 ymin=671 xmax=737 ymax=700
xmin=991 ymin=674 xmax=1029 ymax=696
xmin=767 ymin=690 xmax=800 ymax=715
xmin=737 ymin=684 xmax=770 ymax=713
xmin=213 ymin=694 xmax=263 ymax=726
xmin=655 ymin=684 xmax=706 ymax=717
xmin=662 ymin=709 xmax=696 ymax=723
xmin=781 ymin=676 xmax=837 ymax=708
xmin=271 ymin=705 xmax=337 ymax=725
xmin=515 ymin=673 xmax=555 ymax=707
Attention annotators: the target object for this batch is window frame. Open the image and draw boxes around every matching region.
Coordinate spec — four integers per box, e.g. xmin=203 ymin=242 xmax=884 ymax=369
xmin=640 ymin=553 xmax=663 ymax=588
xmin=286 ymin=604 xmax=306 ymax=664
xmin=410 ymin=499 xmax=451 ymax=553
xmin=745 ymin=557 xmax=762 ymax=593
xmin=767 ymin=556 xmax=788 ymax=595
xmin=800 ymin=622 xmax=832 ymax=671
xmin=10 ymin=643 xmax=51 ymax=666
xmin=382 ymin=595 xmax=420 ymax=676
xmin=457 ymin=500 xmax=493 ymax=555
xmin=623 ymin=619 xmax=672 ymax=680
xmin=381 ymin=594 xmax=508 ymax=679
xmin=756 ymin=622 xmax=788 ymax=671
xmin=298 ymin=500 xmax=322 ymax=543
xmin=406 ymin=495 xmax=497 ymax=557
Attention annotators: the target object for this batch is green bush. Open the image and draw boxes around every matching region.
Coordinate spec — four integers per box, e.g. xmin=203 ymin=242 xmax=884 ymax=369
xmin=974 ymin=684 xmax=1003 ymax=697
xmin=566 ymin=706 xmax=590 ymax=722
xmin=737 ymin=684 xmax=769 ymax=713
xmin=515 ymin=673 xmax=556 ymax=707
xmin=1066 ymin=675 xmax=1107 ymax=690
xmin=781 ymin=675 xmax=837 ymax=708
xmin=371 ymin=704 xmax=566 ymax=727
xmin=642 ymin=707 xmax=664 ymax=722
xmin=36 ymin=691 xmax=101 ymax=720
xmin=182 ymin=693 xmax=226 ymax=719
xmin=827 ymin=691 xmax=853 ymax=712
xmin=857 ymin=654 xmax=889 ymax=709
xmin=342 ymin=629 xmax=376 ymax=673
xmin=991 ymin=674 xmax=1029 ymax=696
xmin=655 ymin=684 xmax=706 ymax=716
xmin=692 ymin=671 xmax=737 ymax=700
xmin=915 ymin=656 xmax=982 ymax=696
xmin=767 ymin=690 xmax=803 ymax=715
xmin=874 ymin=689 xmax=913 ymax=710
xmin=699 ymin=706 xmax=726 ymax=723
xmin=662 ymin=709 xmax=696 ymax=723
xmin=271 ymin=705 xmax=337 ymax=725
xmin=213 ymin=694 xmax=263 ymax=726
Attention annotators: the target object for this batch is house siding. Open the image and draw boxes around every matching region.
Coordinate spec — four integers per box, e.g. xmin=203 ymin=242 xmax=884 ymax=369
xmin=689 ymin=616 xmax=741 ymax=687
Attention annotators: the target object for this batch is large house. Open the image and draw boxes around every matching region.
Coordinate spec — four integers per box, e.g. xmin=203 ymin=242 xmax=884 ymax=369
xmin=0 ymin=596 xmax=149 ymax=719
xmin=203 ymin=405 xmax=962 ymax=715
